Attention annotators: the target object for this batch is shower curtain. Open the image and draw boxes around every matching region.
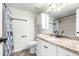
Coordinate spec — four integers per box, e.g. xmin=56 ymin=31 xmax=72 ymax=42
xmin=4 ymin=7 xmax=14 ymax=56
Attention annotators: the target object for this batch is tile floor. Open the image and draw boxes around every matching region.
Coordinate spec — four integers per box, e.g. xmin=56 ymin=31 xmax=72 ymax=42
xmin=13 ymin=49 xmax=36 ymax=56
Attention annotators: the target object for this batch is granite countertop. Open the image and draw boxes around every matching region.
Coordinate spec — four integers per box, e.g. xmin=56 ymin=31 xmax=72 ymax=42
xmin=36 ymin=34 xmax=79 ymax=55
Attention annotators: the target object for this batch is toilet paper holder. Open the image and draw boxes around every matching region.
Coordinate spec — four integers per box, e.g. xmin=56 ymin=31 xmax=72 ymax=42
xmin=21 ymin=35 xmax=27 ymax=38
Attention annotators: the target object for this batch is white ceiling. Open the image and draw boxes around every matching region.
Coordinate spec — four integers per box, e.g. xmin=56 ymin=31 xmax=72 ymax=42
xmin=6 ymin=3 xmax=50 ymax=13
xmin=6 ymin=3 xmax=79 ymax=18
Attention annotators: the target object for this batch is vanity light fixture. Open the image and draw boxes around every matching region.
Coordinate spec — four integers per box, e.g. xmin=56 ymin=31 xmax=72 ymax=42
xmin=45 ymin=3 xmax=72 ymax=13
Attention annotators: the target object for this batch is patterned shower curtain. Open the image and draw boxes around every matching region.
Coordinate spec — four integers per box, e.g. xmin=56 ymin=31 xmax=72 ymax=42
xmin=4 ymin=7 xmax=14 ymax=56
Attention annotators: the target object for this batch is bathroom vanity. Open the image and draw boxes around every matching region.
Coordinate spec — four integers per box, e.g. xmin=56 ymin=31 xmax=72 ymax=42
xmin=36 ymin=34 xmax=79 ymax=56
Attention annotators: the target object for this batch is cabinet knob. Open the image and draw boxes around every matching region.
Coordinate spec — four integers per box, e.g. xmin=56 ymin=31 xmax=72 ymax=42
xmin=44 ymin=45 xmax=48 ymax=48
xmin=45 ymin=46 xmax=48 ymax=48
xmin=44 ymin=45 xmax=45 ymax=47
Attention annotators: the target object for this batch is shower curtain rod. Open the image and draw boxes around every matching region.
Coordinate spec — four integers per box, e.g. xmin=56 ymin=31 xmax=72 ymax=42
xmin=3 ymin=3 xmax=27 ymax=22
xmin=12 ymin=18 xmax=27 ymax=21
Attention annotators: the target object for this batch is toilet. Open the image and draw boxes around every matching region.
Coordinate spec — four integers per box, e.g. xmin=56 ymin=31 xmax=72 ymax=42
xmin=26 ymin=41 xmax=37 ymax=53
